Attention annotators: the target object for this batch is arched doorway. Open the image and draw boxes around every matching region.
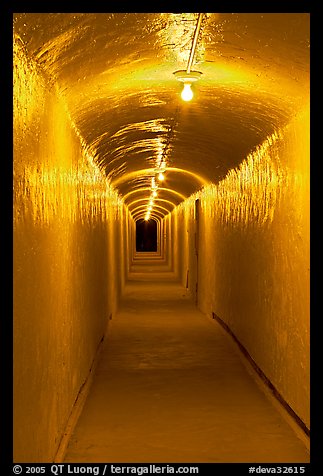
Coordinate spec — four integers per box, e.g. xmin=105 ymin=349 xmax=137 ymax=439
xmin=136 ymin=219 xmax=157 ymax=252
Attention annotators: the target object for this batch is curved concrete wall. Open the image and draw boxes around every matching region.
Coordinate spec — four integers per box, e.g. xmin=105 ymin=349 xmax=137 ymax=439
xmin=172 ymin=104 xmax=310 ymax=429
xmin=13 ymin=14 xmax=310 ymax=460
xmin=13 ymin=39 xmax=127 ymax=462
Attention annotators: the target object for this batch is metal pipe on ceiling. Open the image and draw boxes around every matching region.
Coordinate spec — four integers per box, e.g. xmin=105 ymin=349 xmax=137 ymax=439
xmin=186 ymin=13 xmax=204 ymax=74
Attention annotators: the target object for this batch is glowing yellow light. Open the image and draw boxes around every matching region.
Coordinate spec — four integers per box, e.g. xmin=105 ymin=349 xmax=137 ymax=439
xmin=158 ymin=172 xmax=165 ymax=181
xmin=174 ymin=70 xmax=202 ymax=102
xmin=152 ymin=190 xmax=158 ymax=197
xmin=181 ymin=83 xmax=194 ymax=101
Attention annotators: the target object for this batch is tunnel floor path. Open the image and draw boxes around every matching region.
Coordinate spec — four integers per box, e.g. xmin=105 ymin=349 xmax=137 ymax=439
xmin=63 ymin=274 xmax=309 ymax=463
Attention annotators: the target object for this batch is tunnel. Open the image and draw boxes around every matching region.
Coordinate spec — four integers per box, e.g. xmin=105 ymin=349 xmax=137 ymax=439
xmin=136 ymin=219 xmax=158 ymax=252
xmin=13 ymin=13 xmax=310 ymax=464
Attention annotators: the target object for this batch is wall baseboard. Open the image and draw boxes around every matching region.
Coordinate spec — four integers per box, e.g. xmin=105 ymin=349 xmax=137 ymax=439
xmin=53 ymin=318 xmax=111 ymax=463
xmin=211 ymin=311 xmax=310 ymax=441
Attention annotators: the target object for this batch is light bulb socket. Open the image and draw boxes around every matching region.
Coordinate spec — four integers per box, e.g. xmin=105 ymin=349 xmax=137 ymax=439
xmin=173 ymin=70 xmax=203 ymax=83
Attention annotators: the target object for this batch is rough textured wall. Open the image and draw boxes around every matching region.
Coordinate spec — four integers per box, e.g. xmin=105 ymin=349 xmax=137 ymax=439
xmin=13 ymin=37 xmax=125 ymax=462
xmin=175 ymin=197 xmax=199 ymax=299
xmin=173 ymin=104 xmax=310 ymax=429
xmin=171 ymin=212 xmax=182 ymax=279
xmin=165 ymin=215 xmax=173 ymax=269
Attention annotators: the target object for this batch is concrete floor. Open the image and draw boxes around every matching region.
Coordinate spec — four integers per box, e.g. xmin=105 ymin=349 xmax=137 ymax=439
xmin=63 ymin=267 xmax=310 ymax=463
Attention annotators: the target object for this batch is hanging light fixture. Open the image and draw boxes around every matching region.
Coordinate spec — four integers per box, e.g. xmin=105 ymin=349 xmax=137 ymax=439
xmin=173 ymin=70 xmax=203 ymax=101
xmin=173 ymin=13 xmax=204 ymax=101
xmin=155 ymin=159 xmax=167 ymax=181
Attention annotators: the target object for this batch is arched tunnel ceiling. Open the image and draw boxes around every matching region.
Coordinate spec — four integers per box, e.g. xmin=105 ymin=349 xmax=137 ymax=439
xmin=13 ymin=12 xmax=310 ymax=219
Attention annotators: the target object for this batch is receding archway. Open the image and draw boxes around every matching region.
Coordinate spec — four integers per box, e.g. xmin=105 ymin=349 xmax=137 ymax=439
xmin=135 ymin=218 xmax=158 ymax=252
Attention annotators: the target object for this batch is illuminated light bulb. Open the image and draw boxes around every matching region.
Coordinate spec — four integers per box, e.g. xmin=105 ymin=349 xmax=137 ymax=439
xmin=173 ymin=70 xmax=202 ymax=102
xmin=158 ymin=172 xmax=165 ymax=181
xmin=148 ymin=206 xmax=152 ymax=211
xmin=181 ymin=82 xmax=193 ymax=102
xmin=152 ymin=190 xmax=158 ymax=198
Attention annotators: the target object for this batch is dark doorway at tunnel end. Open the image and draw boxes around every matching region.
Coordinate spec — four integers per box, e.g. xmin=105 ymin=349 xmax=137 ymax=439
xmin=136 ymin=219 xmax=157 ymax=252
